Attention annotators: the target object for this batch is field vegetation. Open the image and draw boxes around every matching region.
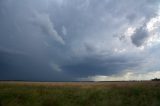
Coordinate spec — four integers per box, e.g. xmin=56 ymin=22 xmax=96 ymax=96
xmin=0 ymin=81 xmax=160 ymax=106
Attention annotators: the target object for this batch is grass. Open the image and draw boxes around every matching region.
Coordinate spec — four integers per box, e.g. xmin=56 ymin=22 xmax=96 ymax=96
xmin=0 ymin=81 xmax=160 ymax=106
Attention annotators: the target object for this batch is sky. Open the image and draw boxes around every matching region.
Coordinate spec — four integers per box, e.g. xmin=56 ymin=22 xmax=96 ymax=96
xmin=0 ymin=0 xmax=160 ymax=81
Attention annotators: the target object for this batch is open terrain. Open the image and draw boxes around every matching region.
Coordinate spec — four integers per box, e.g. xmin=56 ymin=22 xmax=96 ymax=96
xmin=0 ymin=81 xmax=160 ymax=106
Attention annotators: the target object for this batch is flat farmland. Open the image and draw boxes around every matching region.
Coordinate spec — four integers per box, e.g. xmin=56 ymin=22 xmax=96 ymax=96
xmin=0 ymin=81 xmax=160 ymax=106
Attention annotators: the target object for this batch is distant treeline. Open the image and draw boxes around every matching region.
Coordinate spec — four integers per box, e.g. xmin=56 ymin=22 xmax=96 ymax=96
xmin=151 ymin=78 xmax=160 ymax=81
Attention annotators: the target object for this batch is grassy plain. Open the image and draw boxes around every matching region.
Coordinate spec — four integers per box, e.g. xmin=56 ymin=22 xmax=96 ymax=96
xmin=0 ymin=81 xmax=160 ymax=106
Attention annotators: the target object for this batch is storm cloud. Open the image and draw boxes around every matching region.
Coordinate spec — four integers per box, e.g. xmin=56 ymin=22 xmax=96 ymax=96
xmin=0 ymin=0 xmax=160 ymax=81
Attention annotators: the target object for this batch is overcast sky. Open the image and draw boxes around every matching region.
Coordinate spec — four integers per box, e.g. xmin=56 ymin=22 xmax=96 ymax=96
xmin=0 ymin=0 xmax=160 ymax=81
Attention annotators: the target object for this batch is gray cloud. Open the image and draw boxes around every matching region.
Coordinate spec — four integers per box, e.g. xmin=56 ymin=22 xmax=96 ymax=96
xmin=131 ymin=26 xmax=149 ymax=47
xmin=0 ymin=0 xmax=160 ymax=81
xmin=31 ymin=11 xmax=65 ymax=45
xmin=62 ymin=54 xmax=142 ymax=79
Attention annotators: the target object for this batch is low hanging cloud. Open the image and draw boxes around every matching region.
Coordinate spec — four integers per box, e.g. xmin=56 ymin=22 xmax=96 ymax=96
xmin=80 ymin=71 xmax=160 ymax=81
xmin=50 ymin=62 xmax=62 ymax=72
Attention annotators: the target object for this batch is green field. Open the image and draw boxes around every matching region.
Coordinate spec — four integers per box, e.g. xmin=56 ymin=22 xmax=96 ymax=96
xmin=0 ymin=81 xmax=160 ymax=106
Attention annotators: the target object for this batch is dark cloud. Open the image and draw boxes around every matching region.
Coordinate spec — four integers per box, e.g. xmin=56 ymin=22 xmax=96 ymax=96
xmin=0 ymin=49 xmax=72 ymax=81
xmin=61 ymin=54 xmax=143 ymax=79
xmin=131 ymin=26 xmax=149 ymax=47
xmin=0 ymin=0 xmax=160 ymax=81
